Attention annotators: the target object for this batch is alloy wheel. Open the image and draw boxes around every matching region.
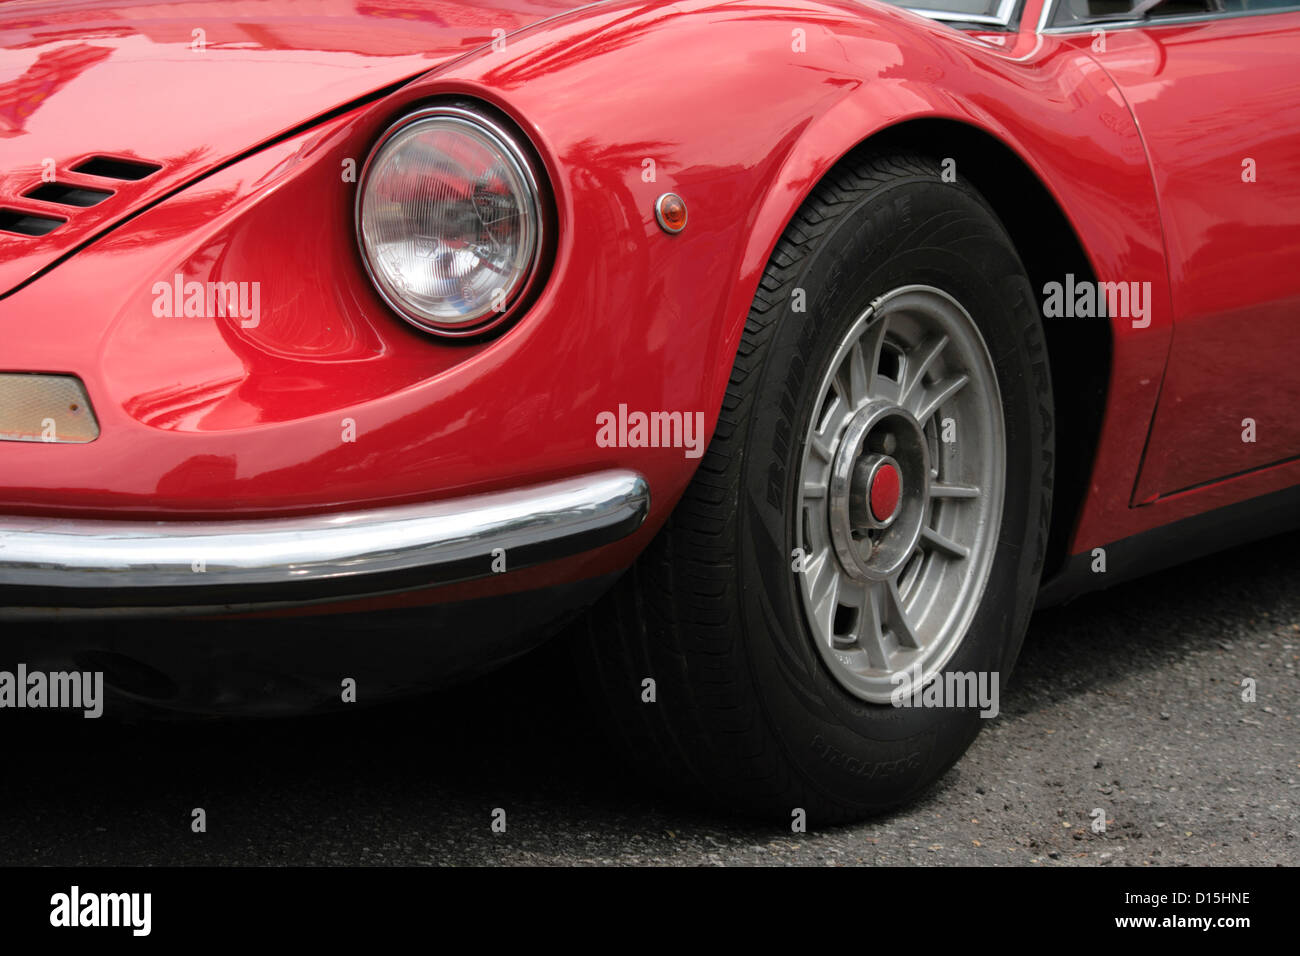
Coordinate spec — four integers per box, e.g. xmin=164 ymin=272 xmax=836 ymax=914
xmin=796 ymin=285 xmax=1005 ymax=703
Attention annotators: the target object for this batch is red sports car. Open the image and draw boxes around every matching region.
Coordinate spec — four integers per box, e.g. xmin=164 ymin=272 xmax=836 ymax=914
xmin=1 ymin=0 xmax=1297 ymax=819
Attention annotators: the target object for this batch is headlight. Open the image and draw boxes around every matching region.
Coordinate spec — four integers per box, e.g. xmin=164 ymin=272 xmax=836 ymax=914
xmin=356 ymin=105 xmax=545 ymax=337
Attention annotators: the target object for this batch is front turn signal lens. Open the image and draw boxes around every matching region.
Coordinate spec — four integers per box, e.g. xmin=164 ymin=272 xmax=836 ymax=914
xmin=0 ymin=372 xmax=99 ymax=443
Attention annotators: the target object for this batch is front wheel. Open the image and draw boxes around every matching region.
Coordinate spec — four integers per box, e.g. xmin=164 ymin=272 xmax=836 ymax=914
xmin=579 ymin=152 xmax=1054 ymax=821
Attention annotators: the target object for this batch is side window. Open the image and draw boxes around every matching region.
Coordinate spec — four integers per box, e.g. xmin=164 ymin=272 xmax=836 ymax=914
xmin=1051 ymin=0 xmax=1298 ymax=25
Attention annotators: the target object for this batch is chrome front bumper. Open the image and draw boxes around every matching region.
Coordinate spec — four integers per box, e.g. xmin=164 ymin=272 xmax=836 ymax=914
xmin=0 ymin=470 xmax=649 ymax=614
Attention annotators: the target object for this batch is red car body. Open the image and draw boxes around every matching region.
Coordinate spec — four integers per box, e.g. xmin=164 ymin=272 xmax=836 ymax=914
xmin=1 ymin=0 xmax=1297 ymax=630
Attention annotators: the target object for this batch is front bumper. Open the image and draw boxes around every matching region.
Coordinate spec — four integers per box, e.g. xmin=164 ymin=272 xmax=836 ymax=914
xmin=0 ymin=470 xmax=649 ymax=616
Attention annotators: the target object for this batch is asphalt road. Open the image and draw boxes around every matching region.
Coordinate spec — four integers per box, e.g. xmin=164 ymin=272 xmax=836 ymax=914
xmin=2 ymin=532 xmax=1297 ymax=866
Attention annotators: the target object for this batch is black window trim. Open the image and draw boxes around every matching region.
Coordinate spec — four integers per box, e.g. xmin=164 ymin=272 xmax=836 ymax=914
xmin=1039 ymin=0 xmax=1300 ymax=32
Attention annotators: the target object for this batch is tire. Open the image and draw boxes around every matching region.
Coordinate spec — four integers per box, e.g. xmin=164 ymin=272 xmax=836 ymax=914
xmin=576 ymin=151 xmax=1054 ymax=822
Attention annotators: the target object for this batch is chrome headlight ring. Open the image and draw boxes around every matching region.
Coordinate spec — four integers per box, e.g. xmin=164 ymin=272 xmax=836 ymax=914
xmin=355 ymin=104 xmax=547 ymax=339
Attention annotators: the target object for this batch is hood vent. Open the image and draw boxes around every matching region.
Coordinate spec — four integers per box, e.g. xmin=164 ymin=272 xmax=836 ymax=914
xmin=71 ymin=156 xmax=162 ymax=181
xmin=23 ymin=183 xmax=113 ymax=207
xmin=0 ymin=209 xmax=66 ymax=237
xmin=0 ymin=154 xmax=161 ymax=240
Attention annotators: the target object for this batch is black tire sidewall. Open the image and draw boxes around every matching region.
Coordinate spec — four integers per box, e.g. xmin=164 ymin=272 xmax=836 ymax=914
xmin=735 ymin=172 xmax=1053 ymax=812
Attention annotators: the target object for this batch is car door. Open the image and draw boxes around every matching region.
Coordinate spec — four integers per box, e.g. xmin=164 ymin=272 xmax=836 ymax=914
xmin=1046 ymin=0 xmax=1300 ymax=501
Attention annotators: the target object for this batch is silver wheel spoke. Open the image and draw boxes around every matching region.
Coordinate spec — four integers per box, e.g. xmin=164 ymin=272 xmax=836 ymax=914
xmin=913 ymin=373 xmax=969 ymax=424
xmin=809 ymin=429 xmax=835 ymax=462
xmin=931 ymin=482 xmax=980 ymax=499
xmin=886 ymin=580 xmax=921 ymax=649
xmin=807 ymin=544 xmax=836 ymax=592
xmin=848 ymin=342 xmax=870 ymax=408
xmin=921 ymin=525 xmax=970 ymax=560
xmin=812 ymin=571 xmax=841 ymax=643
xmin=898 ymin=547 xmax=924 ymax=596
xmin=900 ymin=334 xmax=949 ymax=408
xmin=854 ymin=583 xmax=891 ymax=670
xmin=864 ymin=316 xmax=900 ymax=401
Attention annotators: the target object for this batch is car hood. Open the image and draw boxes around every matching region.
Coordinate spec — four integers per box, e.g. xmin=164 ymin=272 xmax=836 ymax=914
xmin=0 ymin=0 xmax=591 ymax=296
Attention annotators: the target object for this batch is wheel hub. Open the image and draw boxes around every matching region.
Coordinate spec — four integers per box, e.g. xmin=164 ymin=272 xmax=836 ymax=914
xmin=828 ymin=401 xmax=929 ymax=582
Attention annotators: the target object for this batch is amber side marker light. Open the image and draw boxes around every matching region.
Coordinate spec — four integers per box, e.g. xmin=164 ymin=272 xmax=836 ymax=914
xmin=0 ymin=373 xmax=100 ymax=443
xmin=655 ymin=192 xmax=688 ymax=234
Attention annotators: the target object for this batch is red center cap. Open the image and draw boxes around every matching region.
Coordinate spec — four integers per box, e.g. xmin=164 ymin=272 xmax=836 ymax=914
xmin=869 ymin=463 xmax=902 ymax=522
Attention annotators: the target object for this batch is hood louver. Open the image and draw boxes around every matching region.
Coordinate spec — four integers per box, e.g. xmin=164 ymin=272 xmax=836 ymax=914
xmin=72 ymin=156 xmax=163 ymax=181
xmin=0 ymin=155 xmax=160 ymax=239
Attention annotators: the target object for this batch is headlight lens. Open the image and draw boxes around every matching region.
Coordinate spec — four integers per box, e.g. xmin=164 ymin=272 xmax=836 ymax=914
xmin=357 ymin=106 xmax=543 ymax=336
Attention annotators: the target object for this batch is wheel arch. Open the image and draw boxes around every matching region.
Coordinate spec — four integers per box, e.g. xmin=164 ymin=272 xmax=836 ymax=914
xmin=845 ymin=118 xmax=1112 ymax=582
xmin=734 ymin=116 xmax=1113 ymax=583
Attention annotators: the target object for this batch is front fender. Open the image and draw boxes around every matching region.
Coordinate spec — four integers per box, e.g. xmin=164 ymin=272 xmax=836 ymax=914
xmin=0 ymin=0 xmax=1169 ymax=595
xmin=421 ymin=0 xmax=1169 ymax=547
